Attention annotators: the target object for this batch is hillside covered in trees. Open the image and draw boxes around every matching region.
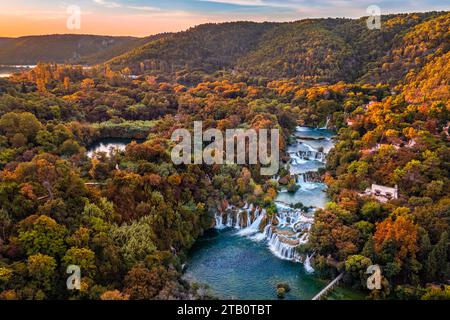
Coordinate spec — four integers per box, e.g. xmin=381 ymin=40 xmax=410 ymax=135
xmin=107 ymin=12 xmax=446 ymax=84
xmin=2 ymin=12 xmax=445 ymax=81
xmin=0 ymin=35 xmax=144 ymax=65
xmin=0 ymin=12 xmax=448 ymax=300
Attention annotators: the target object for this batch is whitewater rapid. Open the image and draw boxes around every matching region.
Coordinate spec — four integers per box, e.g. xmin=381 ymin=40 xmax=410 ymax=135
xmin=214 ymin=126 xmax=335 ymax=273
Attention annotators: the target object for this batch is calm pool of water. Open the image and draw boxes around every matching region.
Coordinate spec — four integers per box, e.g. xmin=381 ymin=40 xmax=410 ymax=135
xmin=185 ymin=228 xmax=364 ymax=300
xmin=87 ymin=138 xmax=141 ymax=157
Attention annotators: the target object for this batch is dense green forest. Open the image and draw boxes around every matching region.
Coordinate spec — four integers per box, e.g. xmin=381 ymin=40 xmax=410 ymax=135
xmin=107 ymin=12 xmax=445 ymax=83
xmin=0 ymin=12 xmax=448 ymax=300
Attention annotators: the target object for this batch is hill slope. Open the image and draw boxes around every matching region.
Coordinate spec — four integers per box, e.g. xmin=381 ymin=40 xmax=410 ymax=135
xmin=108 ymin=22 xmax=276 ymax=74
xmin=361 ymin=12 xmax=450 ymax=87
xmin=0 ymin=34 xmax=141 ymax=65
xmin=107 ymin=12 xmax=447 ymax=84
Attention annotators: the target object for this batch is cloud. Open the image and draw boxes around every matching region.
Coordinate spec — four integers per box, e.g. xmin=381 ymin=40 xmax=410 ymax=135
xmin=197 ymin=0 xmax=296 ymax=8
xmin=198 ymin=0 xmax=266 ymax=5
xmin=93 ymin=1 xmax=171 ymax=15
xmin=93 ymin=1 xmax=172 ymax=14
xmin=93 ymin=0 xmax=122 ymax=9
xmin=127 ymin=6 xmax=162 ymax=12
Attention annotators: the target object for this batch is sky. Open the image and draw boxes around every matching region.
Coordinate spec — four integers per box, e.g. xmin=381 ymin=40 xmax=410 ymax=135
xmin=0 ymin=0 xmax=448 ymax=37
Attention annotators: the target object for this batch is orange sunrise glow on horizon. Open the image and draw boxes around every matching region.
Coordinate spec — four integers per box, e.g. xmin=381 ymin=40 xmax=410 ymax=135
xmin=1 ymin=0 xmax=449 ymax=38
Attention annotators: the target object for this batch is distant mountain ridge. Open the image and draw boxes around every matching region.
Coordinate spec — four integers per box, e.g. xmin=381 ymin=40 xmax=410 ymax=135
xmin=0 ymin=34 xmax=141 ymax=65
xmin=0 ymin=11 xmax=448 ymax=86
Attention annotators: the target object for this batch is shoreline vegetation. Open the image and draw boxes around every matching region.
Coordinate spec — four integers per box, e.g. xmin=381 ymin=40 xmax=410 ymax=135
xmin=91 ymin=120 xmax=158 ymax=140
xmin=0 ymin=11 xmax=449 ymax=300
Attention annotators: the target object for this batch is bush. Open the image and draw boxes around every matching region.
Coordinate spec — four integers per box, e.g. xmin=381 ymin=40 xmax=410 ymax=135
xmin=277 ymin=287 xmax=286 ymax=299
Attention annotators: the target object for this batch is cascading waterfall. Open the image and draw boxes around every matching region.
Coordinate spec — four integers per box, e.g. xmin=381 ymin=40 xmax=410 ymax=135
xmin=226 ymin=214 xmax=233 ymax=227
xmin=213 ymin=126 xmax=335 ymax=271
xmin=215 ymin=212 xmax=225 ymax=229
xmin=304 ymin=254 xmax=315 ymax=273
xmin=235 ymin=211 xmax=241 ymax=229
xmin=267 ymin=232 xmax=300 ymax=261
xmin=214 ymin=201 xmax=313 ymax=263
xmin=290 ymin=150 xmax=326 ymax=164
xmin=321 ymin=116 xmax=331 ymax=129
xmin=238 ymin=208 xmax=265 ymax=236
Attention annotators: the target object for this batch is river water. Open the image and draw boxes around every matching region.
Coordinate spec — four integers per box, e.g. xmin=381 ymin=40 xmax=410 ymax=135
xmin=184 ymin=126 xmax=363 ymax=299
xmin=86 ymin=138 xmax=138 ymax=158
xmin=0 ymin=65 xmax=36 ymax=78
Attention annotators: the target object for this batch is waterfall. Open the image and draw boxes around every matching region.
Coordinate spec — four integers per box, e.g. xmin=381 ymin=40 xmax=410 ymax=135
xmin=304 ymin=254 xmax=314 ymax=273
xmin=235 ymin=211 xmax=242 ymax=229
xmin=296 ymin=173 xmax=305 ymax=184
xmin=214 ymin=204 xmax=313 ymax=263
xmin=263 ymin=224 xmax=271 ymax=237
xmin=321 ymin=116 xmax=331 ymax=129
xmin=226 ymin=213 xmax=233 ymax=227
xmin=295 ymin=151 xmax=326 ymax=163
xmin=267 ymin=232 xmax=300 ymax=261
xmin=238 ymin=210 xmax=264 ymax=236
xmin=215 ymin=212 xmax=225 ymax=229
xmin=211 ymin=126 xmax=334 ymax=268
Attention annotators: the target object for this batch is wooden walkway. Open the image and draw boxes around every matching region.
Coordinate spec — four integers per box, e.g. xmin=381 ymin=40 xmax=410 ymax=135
xmin=312 ymin=273 xmax=344 ymax=300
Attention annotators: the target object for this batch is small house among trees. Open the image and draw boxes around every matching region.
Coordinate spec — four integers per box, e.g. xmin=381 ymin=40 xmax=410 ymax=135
xmin=363 ymin=184 xmax=399 ymax=203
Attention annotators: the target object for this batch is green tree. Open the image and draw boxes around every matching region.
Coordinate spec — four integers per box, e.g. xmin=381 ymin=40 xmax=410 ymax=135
xmin=425 ymin=231 xmax=449 ymax=282
xmin=27 ymin=254 xmax=57 ymax=292
xmin=360 ymin=201 xmax=384 ymax=222
xmin=345 ymin=254 xmax=372 ymax=287
xmin=0 ymin=112 xmax=43 ymax=142
xmin=111 ymin=216 xmax=157 ymax=268
xmin=0 ymin=267 xmax=13 ymax=287
xmin=62 ymin=247 xmax=96 ymax=278
xmin=18 ymin=215 xmax=67 ymax=257
xmin=421 ymin=285 xmax=450 ymax=300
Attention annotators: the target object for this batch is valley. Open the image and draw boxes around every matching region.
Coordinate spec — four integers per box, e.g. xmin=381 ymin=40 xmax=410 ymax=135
xmin=0 ymin=11 xmax=448 ymax=301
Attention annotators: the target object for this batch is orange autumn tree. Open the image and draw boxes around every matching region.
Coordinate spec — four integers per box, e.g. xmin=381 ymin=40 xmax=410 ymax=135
xmin=373 ymin=215 xmax=419 ymax=279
